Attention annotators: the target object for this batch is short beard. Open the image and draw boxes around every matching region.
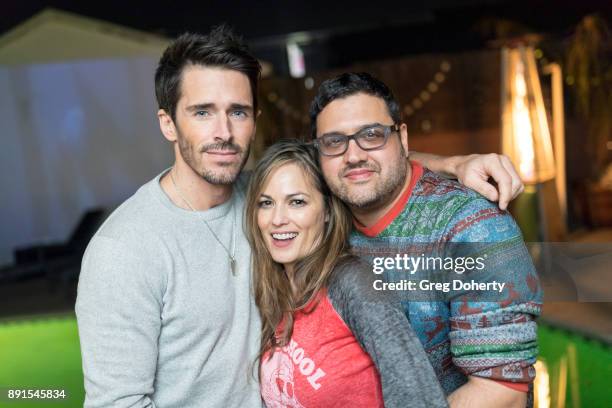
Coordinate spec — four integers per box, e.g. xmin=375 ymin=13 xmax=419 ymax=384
xmin=177 ymin=132 xmax=251 ymax=185
xmin=329 ymin=150 xmax=408 ymax=210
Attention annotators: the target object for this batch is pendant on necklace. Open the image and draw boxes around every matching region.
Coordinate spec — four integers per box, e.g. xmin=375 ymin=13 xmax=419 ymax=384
xmin=230 ymin=257 xmax=236 ymax=276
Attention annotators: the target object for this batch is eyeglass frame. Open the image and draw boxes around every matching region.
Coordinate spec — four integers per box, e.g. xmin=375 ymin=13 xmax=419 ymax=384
xmin=310 ymin=123 xmax=400 ymax=157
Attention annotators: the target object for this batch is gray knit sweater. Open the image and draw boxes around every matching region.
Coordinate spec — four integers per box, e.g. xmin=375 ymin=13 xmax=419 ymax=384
xmin=75 ymin=170 xmax=262 ymax=407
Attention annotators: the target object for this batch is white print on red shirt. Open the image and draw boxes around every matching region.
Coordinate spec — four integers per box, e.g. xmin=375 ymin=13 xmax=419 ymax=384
xmin=261 ymin=339 xmax=326 ymax=407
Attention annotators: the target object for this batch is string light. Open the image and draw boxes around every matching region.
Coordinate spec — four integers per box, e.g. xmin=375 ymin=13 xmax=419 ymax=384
xmin=403 ymin=60 xmax=451 ymax=119
xmin=266 ymin=91 xmax=310 ymax=126
xmin=534 ymin=49 xmax=543 ymax=59
xmin=304 ymin=77 xmax=315 ymax=89
xmin=421 ymin=119 xmax=432 ymax=132
xmin=267 ymin=60 xmax=453 ymax=129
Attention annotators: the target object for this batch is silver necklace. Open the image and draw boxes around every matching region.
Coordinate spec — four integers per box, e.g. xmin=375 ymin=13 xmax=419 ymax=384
xmin=169 ymin=168 xmax=237 ymax=276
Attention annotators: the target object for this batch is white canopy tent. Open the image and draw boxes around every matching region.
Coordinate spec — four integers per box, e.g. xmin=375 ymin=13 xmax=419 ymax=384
xmin=0 ymin=9 xmax=174 ymax=265
xmin=0 ymin=8 xmax=170 ymax=65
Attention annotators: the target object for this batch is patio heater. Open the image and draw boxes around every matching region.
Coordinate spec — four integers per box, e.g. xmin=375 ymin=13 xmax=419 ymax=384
xmin=501 ymin=45 xmax=563 ymax=241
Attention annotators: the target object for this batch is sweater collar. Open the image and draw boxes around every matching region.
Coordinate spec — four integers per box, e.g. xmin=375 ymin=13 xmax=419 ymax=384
xmin=353 ymin=161 xmax=423 ymax=237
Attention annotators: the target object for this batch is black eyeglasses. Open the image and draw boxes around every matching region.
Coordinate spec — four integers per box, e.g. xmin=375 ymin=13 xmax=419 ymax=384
xmin=311 ymin=124 xmax=399 ymax=157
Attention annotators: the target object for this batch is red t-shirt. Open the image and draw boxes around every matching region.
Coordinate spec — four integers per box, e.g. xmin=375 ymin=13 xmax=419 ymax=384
xmin=260 ymin=290 xmax=383 ymax=407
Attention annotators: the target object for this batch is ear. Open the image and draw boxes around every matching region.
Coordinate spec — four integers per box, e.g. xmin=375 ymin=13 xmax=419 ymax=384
xmin=399 ymin=123 xmax=409 ymax=155
xmin=158 ymin=109 xmax=177 ymax=142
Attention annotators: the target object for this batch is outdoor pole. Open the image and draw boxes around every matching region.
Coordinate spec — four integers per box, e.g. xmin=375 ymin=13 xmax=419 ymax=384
xmin=543 ymin=63 xmax=567 ymax=226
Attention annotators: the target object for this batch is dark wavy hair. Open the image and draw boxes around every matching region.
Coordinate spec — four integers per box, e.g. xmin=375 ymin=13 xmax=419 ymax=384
xmin=155 ymin=25 xmax=261 ymax=120
xmin=309 ymin=72 xmax=400 ymax=139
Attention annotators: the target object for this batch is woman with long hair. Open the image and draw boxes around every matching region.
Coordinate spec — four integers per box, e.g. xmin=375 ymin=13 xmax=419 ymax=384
xmin=245 ymin=139 xmax=447 ymax=408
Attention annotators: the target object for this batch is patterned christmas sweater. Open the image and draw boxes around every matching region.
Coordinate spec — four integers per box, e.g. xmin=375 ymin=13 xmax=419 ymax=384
xmin=350 ymin=161 xmax=542 ymax=395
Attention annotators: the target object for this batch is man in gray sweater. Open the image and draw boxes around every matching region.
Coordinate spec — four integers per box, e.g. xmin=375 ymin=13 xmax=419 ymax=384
xmin=76 ymin=26 xmax=524 ymax=407
xmin=76 ymin=27 xmax=264 ymax=407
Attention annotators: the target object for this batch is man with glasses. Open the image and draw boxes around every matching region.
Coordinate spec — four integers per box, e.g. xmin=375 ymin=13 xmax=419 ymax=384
xmin=310 ymin=72 xmax=541 ymax=407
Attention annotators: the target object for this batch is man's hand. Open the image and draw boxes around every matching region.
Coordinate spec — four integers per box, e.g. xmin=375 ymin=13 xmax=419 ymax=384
xmin=453 ymin=154 xmax=524 ymax=210
xmin=447 ymin=376 xmax=527 ymax=408
xmin=410 ymin=152 xmax=524 ymax=210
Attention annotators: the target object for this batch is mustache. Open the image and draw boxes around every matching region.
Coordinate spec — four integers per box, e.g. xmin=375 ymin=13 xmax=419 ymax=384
xmin=201 ymin=142 xmax=242 ymax=154
xmin=341 ymin=161 xmax=380 ymax=177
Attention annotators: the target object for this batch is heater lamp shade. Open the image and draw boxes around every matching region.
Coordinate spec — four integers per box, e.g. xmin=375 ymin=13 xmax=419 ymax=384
xmin=501 ymin=46 xmax=556 ymax=184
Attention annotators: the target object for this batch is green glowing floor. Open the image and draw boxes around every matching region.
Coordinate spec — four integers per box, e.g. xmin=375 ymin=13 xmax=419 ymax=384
xmin=0 ymin=316 xmax=83 ymax=407
xmin=0 ymin=315 xmax=609 ymax=407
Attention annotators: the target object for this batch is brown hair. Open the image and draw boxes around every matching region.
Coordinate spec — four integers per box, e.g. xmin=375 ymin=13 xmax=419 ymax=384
xmin=245 ymin=139 xmax=353 ymax=367
xmin=155 ymin=25 xmax=261 ymax=121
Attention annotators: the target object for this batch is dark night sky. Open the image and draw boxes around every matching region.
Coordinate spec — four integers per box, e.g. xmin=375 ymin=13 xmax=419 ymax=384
xmin=2 ymin=0 xmax=610 ymax=74
xmin=3 ymin=0 xmax=609 ymax=37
